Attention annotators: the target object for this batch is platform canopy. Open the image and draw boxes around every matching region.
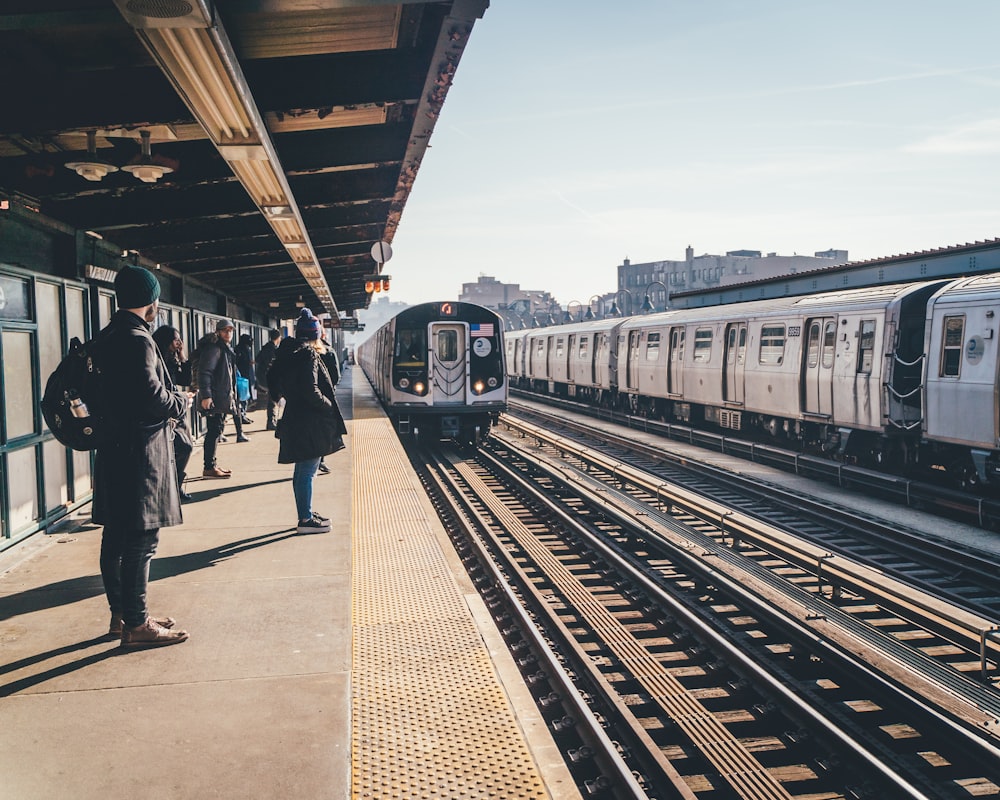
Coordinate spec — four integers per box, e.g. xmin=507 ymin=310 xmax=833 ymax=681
xmin=0 ymin=0 xmax=488 ymax=319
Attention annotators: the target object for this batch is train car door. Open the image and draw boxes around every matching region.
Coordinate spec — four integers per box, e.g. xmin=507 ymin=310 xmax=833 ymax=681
xmin=803 ymin=317 xmax=835 ymax=416
xmin=626 ymin=330 xmax=641 ymax=393
xmin=429 ymin=321 xmax=466 ymax=404
xmin=667 ymin=326 xmax=684 ymax=395
xmin=722 ymin=322 xmax=746 ymax=403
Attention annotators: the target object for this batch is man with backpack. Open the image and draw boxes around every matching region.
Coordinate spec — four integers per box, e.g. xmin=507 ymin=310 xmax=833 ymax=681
xmin=93 ymin=264 xmax=190 ymax=649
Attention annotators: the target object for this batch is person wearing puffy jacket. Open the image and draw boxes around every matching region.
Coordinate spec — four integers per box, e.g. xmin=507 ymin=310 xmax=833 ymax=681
xmin=271 ymin=308 xmax=347 ymax=533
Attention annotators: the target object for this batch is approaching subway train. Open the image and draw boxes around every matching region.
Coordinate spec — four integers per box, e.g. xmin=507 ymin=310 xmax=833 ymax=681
xmin=358 ymin=301 xmax=507 ymax=443
xmin=507 ymin=273 xmax=1000 ymax=488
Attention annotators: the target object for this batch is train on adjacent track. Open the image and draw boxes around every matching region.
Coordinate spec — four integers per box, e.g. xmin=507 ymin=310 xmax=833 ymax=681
xmin=506 ymin=273 xmax=1000 ymax=488
xmin=358 ymin=301 xmax=507 ymax=444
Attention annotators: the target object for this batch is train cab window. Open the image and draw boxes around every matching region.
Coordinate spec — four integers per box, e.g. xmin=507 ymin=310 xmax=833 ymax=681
xmin=759 ymin=325 xmax=785 ymax=365
xmin=437 ymin=329 xmax=459 ymax=362
xmin=857 ymin=320 xmax=876 ymax=374
xmin=579 ymin=336 xmax=589 ymax=358
xmin=693 ymin=328 xmax=712 ymax=362
xmin=396 ymin=329 xmax=427 ymax=366
xmin=941 ymin=315 xmax=965 ymax=377
xmin=645 ymin=332 xmax=660 ymax=361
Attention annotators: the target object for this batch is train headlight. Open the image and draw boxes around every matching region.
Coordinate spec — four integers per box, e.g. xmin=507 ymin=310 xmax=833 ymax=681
xmin=398 ymin=377 xmax=410 ymax=389
xmin=414 ymin=381 xmax=426 ymax=395
xmin=487 ymin=377 xmax=498 ymax=388
xmin=473 ymin=380 xmax=485 ymax=394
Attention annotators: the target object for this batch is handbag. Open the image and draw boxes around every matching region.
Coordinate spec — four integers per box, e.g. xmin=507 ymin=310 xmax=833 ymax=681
xmin=236 ymin=375 xmax=250 ymax=402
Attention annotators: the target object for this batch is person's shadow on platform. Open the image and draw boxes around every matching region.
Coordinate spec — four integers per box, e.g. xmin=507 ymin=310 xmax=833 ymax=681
xmin=0 ymin=521 xmax=322 ymax=697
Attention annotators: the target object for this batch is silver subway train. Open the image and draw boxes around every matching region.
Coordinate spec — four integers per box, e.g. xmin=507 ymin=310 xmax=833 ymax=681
xmin=506 ymin=274 xmax=1000 ymax=488
xmin=358 ymin=301 xmax=507 ymax=443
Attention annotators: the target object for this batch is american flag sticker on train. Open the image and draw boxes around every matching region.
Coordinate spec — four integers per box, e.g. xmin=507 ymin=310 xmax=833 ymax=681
xmin=470 ymin=323 xmax=494 ymax=336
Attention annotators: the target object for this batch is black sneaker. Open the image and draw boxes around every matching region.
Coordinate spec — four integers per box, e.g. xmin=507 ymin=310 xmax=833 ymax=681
xmin=297 ymin=516 xmax=331 ymax=533
xmin=312 ymin=511 xmax=330 ymax=523
xmin=317 ymin=462 xmax=330 ymax=474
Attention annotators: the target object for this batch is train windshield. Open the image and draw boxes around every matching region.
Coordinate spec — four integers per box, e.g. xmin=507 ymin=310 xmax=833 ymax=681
xmin=396 ymin=328 xmax=427 ymax=366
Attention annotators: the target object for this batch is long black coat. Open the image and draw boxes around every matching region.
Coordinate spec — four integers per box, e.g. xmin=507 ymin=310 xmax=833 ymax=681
xmin=92 ymin=310 xmax=188 ymax=529
xmin=196 ymin=334 xmax=237 ymax=415
xmin=277 ymin=341 xmax=348 ymax=464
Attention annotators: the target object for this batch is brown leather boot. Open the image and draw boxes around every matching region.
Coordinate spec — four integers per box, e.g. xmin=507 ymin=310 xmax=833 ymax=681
xmin=108 ymin=613 xmax=176 ymax=639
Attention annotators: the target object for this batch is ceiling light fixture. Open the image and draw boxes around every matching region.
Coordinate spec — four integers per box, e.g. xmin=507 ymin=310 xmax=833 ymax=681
xmin=65 ymin=131 xmax=119 ymax=182
xmin=122 ymin=130 xmax=174 ymax=183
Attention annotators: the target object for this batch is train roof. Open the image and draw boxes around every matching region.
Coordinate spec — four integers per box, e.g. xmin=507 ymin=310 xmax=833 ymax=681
xmin=928 ymin=272 xmax=1000 ymax=305
xmin=618 ymin=279 xmax=950 ymax=330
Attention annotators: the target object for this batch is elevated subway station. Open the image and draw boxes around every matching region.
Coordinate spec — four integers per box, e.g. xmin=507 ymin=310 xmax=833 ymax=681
xmin=0 ymin=0 xmax=488 ymax=547
xmin=0 ymin=6 xmax=580 ymax=799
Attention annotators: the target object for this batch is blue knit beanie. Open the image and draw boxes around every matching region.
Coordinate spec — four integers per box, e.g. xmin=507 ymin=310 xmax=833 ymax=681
xmin=295 ymin=308 xmax=321 ymax=340
xmin=114 ymin=265 xmax=161 ymax=308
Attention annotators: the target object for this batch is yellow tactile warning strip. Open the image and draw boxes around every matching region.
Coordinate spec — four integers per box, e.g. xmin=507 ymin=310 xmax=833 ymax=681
xmin=351 ymin=386 xmax=551 ymax=799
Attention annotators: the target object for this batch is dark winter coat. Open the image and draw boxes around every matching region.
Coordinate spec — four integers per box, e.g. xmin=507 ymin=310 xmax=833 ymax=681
xmin=234 ymin=334 xmax=255 ymax=387
xmin=92 ymin=310 xmax=188 ymax=529
xmin=255 ymin=340 xmax=278 ymax=390
xmin=196 ymin=333 xmax=237 ymax=415
xmin=276 ymin=340 xmax=348 ymax=464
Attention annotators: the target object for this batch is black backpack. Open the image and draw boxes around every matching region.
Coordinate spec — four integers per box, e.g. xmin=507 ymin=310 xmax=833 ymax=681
xmin=40 ymin=336 xmax=105 ymax=451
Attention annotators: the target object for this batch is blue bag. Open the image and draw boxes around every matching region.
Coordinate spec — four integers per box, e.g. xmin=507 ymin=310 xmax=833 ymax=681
xmin=236 ymin=375 xmax=250 ymax=402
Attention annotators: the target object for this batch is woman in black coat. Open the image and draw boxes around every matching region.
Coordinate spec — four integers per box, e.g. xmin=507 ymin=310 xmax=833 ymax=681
xmin=152 ymin=325 xmax=195 ymax=501
xmin=273 ymin=308 xmax=347 ymax=533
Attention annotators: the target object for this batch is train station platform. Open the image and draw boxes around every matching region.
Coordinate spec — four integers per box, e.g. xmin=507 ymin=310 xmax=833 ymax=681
xmin=0 ymin=368 xmax=574 ymax=800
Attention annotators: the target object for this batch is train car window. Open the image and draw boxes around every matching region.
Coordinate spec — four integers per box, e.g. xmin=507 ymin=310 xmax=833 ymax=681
xmin=396 ymin=329 xmax=427 ymax=366
xmin=806 ymin=322 xmax=820 ymax=368
xmin=857 ymin=320 xmax=876 ymax=374
xmin=822 ymin=321 xmax=836 ymax=368
xmin=941 ymin=315 xmax=965 ymax=377
xmin=693 ymin=328 xmax=712 ymax=362
xmin=645 ymin=332 xmax=660 ymax=361
xmin=437 ymin=330 xmax=458 ymax=362
xmin=759 ymin=325 xmax=785 ymax=365
xmin=579 ymin=336 xmax=589 ymax=358
xmin=738 ymin=327 xmax=747 ymax=364
xmin=555 ymin=337 xmax=565 ymax=358
xmin=536 ymin=339 xmax=545 ymax=355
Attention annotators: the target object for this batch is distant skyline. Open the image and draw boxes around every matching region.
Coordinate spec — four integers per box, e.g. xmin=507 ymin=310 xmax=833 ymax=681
xmin=378 ymin=0 xmax=1000 ymax=308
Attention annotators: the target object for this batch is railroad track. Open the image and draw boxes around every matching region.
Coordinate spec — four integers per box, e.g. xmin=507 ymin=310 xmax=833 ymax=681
xmin=509 ymin=390 xmax=1000 ymax=529
xmin=412 ymin=437 xmax=1000 ymax=800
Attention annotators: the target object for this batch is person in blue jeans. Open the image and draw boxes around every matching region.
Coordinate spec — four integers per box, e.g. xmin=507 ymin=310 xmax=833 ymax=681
xmin=269 ymin=308 xmax=347 ymax=532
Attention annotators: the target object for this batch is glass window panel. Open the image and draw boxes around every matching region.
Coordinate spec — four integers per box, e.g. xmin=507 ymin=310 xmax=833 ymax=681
xmin=66 ymin=287 xmax=86 ymax=343
xmin=7 ymin=447 xmax=39 ymax=533
xmin=3 ymin=330 xmax=35 ymax=438
xmin=37 ymin=282 xmax=62 ymax=391
xmin=437 ymin=330 xmax=458 ymax=362
xmin=72 ymin=449 xmax=92 ymax=501
xmin=822 ymin=321 xmax=837 ymax=368
xmin=0 ymin=274 xmax=30 ymax=320
xmin=98 ymin=292 xmax=114 ymax=328
xmin=858 ymin=320 xmax=876 ymax=374
xmin=43 ymin=437 xmax=69 ymax=512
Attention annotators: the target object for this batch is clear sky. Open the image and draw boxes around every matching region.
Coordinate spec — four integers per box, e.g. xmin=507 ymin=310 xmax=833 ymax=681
xmin=382 ymin=0 xmax=1000 ymax=308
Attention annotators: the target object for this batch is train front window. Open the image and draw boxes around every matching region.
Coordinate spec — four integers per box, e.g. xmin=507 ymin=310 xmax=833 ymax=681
xmin=396 ymin=329 xmax=427 ymax=366
xmin=437 ymin=329 xmax=459 ymax=363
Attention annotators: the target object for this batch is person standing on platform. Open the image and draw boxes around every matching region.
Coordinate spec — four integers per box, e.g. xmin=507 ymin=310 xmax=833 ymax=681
xmin=316 ymin=336 xmax=341 ymax=475
xmin=255 ymin=328 xmax=282 ymax=430
xmin=234 ymin=333 xmax=255 ymax=425
xmin=272 ymin=308 xmax=347 ymax=533
xmin=197 ymin=318 xmax=242 ymax=479
xmin=152 ymin=324 xmax=195 ymax=501
xmin=93 ymin=265 xmax=189 ymax=649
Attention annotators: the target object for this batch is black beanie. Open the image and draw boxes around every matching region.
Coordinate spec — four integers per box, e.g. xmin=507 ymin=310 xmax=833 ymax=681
xmin=114 ymin=265 xmax=161 ymax=308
